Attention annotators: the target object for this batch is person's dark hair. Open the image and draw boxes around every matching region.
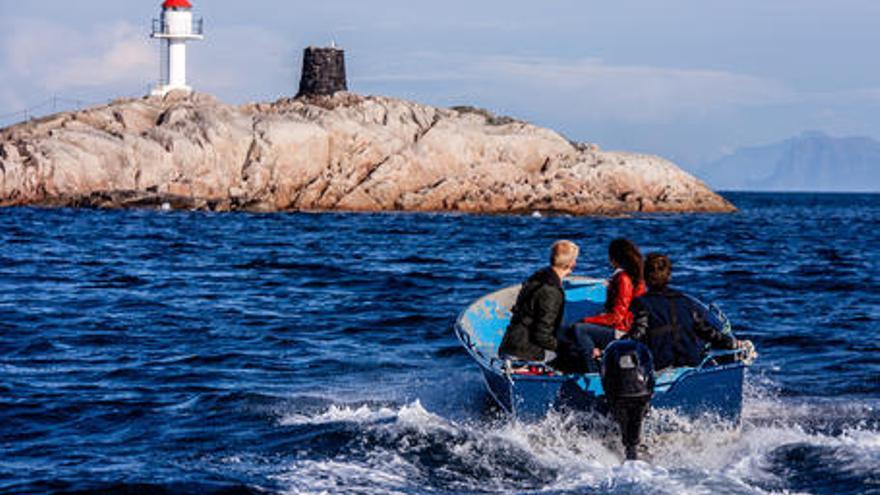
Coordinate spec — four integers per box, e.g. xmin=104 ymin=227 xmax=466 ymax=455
xmin=609 ymin=238 xmax=643 ymax=286
xmin=644 ymin=253 xmax=672 ymax=290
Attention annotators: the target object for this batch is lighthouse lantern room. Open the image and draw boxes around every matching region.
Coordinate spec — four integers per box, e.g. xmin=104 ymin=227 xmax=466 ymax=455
xmin=150 ymin=0 xmax=204 ymax=96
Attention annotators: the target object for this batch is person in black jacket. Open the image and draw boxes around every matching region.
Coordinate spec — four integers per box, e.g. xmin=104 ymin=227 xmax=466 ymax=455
xmin=628 ymin=253 xmax=747 ymax=370
xmin=498 ymin=240 xmax=580 ymax=362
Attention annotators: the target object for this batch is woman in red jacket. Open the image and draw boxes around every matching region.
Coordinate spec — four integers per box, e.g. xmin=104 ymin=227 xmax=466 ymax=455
xmin=553 ymin=238 xmax=645 ymax=373
xmin=583 ymin=238 xmax=647 ymax=336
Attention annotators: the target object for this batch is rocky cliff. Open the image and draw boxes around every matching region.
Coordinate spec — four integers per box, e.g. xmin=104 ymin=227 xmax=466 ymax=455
xmin=0 ymin=91 xmax=735 ymax=214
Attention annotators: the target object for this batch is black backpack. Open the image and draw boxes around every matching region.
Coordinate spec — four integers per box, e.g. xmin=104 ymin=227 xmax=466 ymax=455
xmin=601 ymin=340 xmax=655 ymax=399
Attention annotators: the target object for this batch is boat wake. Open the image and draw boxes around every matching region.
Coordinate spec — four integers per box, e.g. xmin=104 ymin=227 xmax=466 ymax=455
xmin=270 ymin=386 xmax=880 ymax=495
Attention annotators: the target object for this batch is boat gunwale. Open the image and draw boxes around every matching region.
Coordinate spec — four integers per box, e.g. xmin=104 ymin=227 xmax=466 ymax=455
xmin=454 ymin=276 xmax=607 ymax=369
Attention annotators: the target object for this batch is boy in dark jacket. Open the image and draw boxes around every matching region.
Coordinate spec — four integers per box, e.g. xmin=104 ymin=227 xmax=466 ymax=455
xmin=498 ymin=240 xmax=579 ymax=362
xmin=628 ymin=253 xmax=746 ymax=370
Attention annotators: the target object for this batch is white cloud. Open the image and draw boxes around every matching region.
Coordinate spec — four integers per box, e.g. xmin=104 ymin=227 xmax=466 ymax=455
xmin=484 ymin=57 xmax=792 ymax=121
xmin=189 ymin=25 xmax=291 ymax=98
xmin=801 ymin=87 xmax=880 ymax=106
xmin=46 ymin=23 xmax=154 ymax=89
xmin=2 ymin=18 xmax=154 ymax=93
xmin=0 ymin=16 xmax=296 ymax=114
xmin=356 ymin=72 xmax=476 ymax=84
xmin=349 ymin=52 xmax=798 ymax=124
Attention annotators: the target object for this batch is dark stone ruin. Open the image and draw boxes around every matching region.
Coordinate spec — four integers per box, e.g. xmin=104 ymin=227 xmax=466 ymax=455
xmin=297 ymin=46 xmax=348 ymax=97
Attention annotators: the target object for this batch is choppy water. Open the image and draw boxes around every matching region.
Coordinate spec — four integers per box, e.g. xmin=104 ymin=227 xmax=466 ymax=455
xmin=1 ymin=192 xmax=879 ymax=495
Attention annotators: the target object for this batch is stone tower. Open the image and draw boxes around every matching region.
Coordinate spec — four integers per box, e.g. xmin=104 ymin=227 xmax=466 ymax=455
xmin=297 ymin=46 xmax=347 ymax=97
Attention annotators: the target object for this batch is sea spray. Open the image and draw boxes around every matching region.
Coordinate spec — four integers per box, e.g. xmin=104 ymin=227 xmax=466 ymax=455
xmin=267 ymin=388 xmax=880 ymax=494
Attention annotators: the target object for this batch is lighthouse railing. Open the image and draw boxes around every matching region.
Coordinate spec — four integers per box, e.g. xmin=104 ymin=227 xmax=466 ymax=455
xmin=151 ymin=18 xmax=204 ymax=37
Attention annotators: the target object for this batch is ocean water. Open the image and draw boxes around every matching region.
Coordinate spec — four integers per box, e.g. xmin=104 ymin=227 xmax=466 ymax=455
xmin=1 ymin=192 xmax=878 ymax=495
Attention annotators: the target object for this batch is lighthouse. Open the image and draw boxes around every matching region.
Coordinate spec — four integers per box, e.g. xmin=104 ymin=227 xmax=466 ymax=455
xmin=150 ymin=0 xmax=204 ymax=96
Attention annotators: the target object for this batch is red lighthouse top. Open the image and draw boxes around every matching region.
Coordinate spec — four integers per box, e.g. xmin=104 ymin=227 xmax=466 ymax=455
xmin=162 ymin=0 xmax=192 ymax=9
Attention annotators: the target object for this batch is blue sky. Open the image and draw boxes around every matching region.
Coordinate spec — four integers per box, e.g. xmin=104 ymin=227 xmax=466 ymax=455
xmin=1 ymin=0 xmax=879 ymax=169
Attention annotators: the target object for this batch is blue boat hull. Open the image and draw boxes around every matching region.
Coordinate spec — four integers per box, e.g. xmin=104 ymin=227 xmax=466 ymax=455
xmin=456 ymin=277 xmax=748 ymax=422
xmin=479 ymin=361 xmax=745 ymax=421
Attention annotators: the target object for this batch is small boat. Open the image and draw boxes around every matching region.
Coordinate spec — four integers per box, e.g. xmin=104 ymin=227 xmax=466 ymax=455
xmin=454 ymin=276 xmax=751 ymax=421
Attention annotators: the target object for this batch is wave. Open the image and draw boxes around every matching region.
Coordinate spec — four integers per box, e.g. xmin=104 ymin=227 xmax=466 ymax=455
xmin=3 ymin=196 xmax=880 ymax=494
xmin=270 ymin=395 xmax=880 ymax=495
xmin=279 ymin=403 xmax=401 ymax=427
xmin=41 ymin=481 xmax=263 ymax=495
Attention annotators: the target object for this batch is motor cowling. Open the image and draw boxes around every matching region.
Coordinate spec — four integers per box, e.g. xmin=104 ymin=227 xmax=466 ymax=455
xmin=601 ymin=340 xmax=655 ymax=399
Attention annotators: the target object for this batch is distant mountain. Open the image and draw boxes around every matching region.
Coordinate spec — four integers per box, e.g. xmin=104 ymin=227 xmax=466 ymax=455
xmin=698 ymin=131 xmax=880 ymax=192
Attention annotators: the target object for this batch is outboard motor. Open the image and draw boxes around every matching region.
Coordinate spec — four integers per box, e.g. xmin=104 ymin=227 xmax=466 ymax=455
xmin=601 ymin=340 xmax=655 ymax=461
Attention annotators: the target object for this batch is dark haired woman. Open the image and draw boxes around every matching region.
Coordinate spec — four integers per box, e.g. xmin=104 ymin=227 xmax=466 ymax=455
xmin=553 ymin=239 xmax=646 ymax=373
xmin=583 ymin=238 xmax=646 ymax=334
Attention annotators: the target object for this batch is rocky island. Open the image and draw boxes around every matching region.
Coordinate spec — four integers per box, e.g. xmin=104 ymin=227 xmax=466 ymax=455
xmin=0 ymin=91 xmax=735 ymax=215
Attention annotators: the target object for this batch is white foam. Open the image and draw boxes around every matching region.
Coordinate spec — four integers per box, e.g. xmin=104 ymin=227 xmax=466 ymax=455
xmin=279 ymin=403 xmax=399 ymax=426
xmin=276 ymin=458 xmax=415 ymax=495
xmin=272 ymin=395 xmax=880 ymax=494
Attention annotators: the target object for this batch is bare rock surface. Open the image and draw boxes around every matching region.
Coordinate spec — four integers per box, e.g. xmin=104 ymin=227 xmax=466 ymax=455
xmin=0 ymin=92 xmax=735 ymax=214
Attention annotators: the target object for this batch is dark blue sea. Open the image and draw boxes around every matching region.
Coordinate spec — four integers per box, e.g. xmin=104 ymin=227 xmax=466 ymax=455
xmin=1 ymin=192 xmax=879 ymax=495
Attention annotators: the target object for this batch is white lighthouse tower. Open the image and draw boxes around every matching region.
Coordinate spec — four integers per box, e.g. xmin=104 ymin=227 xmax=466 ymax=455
xmin=150 ymin=0 xmax=204 ymax=96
